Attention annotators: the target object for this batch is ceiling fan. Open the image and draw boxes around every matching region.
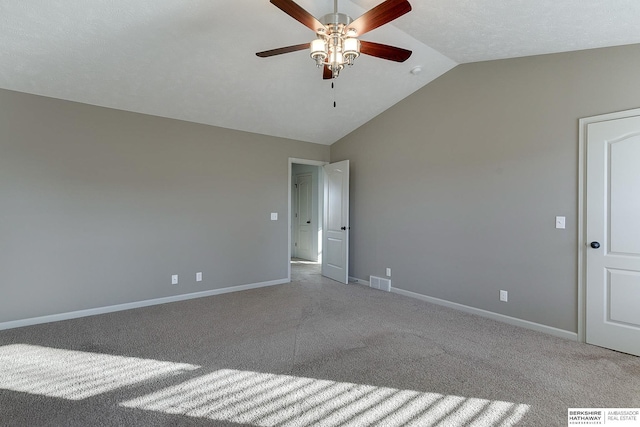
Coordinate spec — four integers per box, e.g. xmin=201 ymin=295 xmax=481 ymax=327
xmin=256 ymin=0 xmax=412 ymax=79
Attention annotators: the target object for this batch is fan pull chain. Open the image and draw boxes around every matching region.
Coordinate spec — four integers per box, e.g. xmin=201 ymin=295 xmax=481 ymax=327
xmin=332 ymin=82 xmax=336 ymax=108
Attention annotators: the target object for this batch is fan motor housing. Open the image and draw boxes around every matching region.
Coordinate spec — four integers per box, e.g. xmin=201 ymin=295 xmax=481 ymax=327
xmin=319 ymin=13 xmax=353 ymax=30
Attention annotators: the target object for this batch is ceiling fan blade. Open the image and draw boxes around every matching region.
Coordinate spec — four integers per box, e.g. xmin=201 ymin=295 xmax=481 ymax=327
xmin=360 ymin=40 xmax=412 ymax=62
xmin=270 ymin=0 xmax=325 ymax=32
xmin=323 ymin=65 xmax=333 ymax=80
xmin=346 ymin=0 xmax=411 ymax=37
xmin=256 ymin=43 xmax=310 ymax=57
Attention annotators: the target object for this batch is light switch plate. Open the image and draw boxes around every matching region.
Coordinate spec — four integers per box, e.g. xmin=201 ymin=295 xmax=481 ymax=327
xmin=271 ymin=212 xmax=278 ymax=221
xmin=555 ymin=216 xmax=566 ymax=229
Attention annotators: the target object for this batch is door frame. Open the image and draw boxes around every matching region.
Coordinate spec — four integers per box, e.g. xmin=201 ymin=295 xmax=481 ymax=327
xmin=287 ymin=158 xmax=328 ymax=281
xmin=577 ymin=107 xmax=640 ymax=343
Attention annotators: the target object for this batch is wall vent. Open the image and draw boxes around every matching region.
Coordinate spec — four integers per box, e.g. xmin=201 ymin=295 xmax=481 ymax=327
xmin=370 ymin=276 xmax=391 ymax=292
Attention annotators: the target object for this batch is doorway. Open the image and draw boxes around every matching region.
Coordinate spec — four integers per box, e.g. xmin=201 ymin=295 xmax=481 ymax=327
xmin=291 ymin=164 xmax=322 ymax=263
xmin=287 ymin=158 xmax=350 ymax=284
xmin=288 ymin=159 xmax=326 ymax=282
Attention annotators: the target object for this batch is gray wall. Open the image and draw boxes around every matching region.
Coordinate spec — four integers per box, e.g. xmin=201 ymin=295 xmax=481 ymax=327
xmin=330 ymin=44 xmax=640 ymax=333
xmin=0 ymin=89 xmax=329 ymax=323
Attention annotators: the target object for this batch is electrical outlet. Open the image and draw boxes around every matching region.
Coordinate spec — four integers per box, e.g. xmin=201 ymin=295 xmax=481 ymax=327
xmin=196 ymin=272 xmax=203 ymax=282
xmin=500 ymin=290 xmax=508 ymax=302
xmin=171 ymin=274 xmax=178 ymax=285
xmin=386 ymin=268 xmax=391 ymax=277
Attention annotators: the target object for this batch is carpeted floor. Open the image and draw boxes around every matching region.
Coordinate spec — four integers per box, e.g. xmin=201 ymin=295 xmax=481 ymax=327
xmin=0 ymin=262 xmax=638 ymax=426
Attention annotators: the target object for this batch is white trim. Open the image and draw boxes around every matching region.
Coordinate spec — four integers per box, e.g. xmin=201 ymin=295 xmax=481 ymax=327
xmin=391 ymin=287 xmax=578 ymax=341
xmin=0 ymin=278 xmax=288 ymax=331
xmin=577 ymin=107 xmax=640 ymax=343
xmin=288 ymin=158 xmax=328 ymax=282
xmin=349 ymin=276 xmax=370 ymax=286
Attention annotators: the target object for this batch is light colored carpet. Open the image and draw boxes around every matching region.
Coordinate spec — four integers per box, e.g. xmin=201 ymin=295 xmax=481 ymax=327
xmin=0 ymin=262 xmax=638 ymax=426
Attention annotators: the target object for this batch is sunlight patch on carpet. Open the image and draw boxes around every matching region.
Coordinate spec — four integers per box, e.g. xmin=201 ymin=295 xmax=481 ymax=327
xmin=0 ymin=344 xmax=199 ymax=400
xmin=120 ymin=369 xmax=530 ymax=426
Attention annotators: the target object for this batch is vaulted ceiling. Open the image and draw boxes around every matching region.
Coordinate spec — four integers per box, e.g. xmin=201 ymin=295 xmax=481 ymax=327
xmin=2 ymin=1 xmax=640 ymax=145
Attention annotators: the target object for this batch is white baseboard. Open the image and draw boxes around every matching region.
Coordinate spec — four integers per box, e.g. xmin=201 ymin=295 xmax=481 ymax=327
xmin=391 ymin=287 xmax=578 ymax=341
xmin=0 ymin=278 xmax=289 ymax=331
xmin=349 ymin=276 xmax=370 ymax=286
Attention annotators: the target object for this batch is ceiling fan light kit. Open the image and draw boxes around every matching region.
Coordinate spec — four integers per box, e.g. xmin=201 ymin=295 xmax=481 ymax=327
xmin=257 ymin=0 xmax=413 ymax=80
xmin=309 ymin=12 xmax=361 ymax=79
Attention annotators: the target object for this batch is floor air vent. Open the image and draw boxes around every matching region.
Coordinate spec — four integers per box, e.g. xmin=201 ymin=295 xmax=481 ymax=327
xmin=370 ymin=276 xmax=391 ymax=292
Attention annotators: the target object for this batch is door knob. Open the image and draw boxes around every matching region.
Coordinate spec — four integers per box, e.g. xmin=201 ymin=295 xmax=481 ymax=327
xmin=306 ymin=220 xmax=311 ymax=224
xmin=590 ymin=241 xmax=601 ymax=249
xmin=341 ymin=226 xmax=347 ymax=230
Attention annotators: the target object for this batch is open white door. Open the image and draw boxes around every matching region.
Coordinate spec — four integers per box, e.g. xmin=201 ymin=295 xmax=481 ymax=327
xmin=586 ymin=115 xmax=640 ymax=356
xmin=322 ymin=160 xmax=349 ymax=284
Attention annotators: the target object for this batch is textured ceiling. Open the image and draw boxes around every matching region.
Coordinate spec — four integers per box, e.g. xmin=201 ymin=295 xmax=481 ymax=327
xmin=1 ymin=1 xmax=639 ymax=145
